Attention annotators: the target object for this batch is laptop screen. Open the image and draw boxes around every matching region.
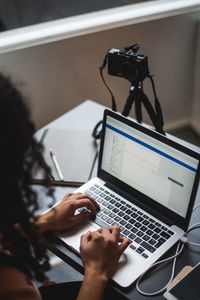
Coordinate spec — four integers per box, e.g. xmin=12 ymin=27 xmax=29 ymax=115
xmin=101 ymin=113 xmax=199 ymax=219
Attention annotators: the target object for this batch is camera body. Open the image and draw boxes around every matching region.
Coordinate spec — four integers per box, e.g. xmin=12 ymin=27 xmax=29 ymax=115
xmin=107 ymin=46 xmax=149 ymax=83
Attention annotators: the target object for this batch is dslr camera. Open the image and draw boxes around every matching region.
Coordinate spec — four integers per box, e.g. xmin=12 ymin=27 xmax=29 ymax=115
xmin=107 ymin=43 xmax=149 ymax=84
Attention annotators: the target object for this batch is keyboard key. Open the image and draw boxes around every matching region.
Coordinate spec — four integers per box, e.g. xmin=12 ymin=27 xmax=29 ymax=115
xmin=131 ymin=227 xmax=138 ymax=233
xmin=154 ymin=227 xmax=162 ymax=234
xmin=114 ymin=216 xmax=121 ymax=222
xmin=140 ymin=226 xmax=148 ymax=232
xmin=125 ymin=223 xmax=132 ymax=230
xmin=137 ymin=216 xmax=144 ymax=222
xmin=110 ymin=199 xmax=117 ymax=204
xmin=89 ymin=186 xmax=96 ymax=191
xmin=142 ymin=253 xmax=149 ymax=259
xmin=137 ymin=231 xmax=144 ymax=237
xmin=115 ymin=202 xmax=121 ymax=208
xmin=160 ymin=231 xmax=170 ymax=239
xmin=159 ymin=237 xmax=166 ymax=243
xmin=109 ymin=212 xmax=116 ymax=218
xmin=101 ymin=214 xmax=108 ymax=220
xmin=161 ymin=226 xmax=167 ymax=231
xmin=130 ymin=244 xmax=136 ymax=251
xmin=137 ymin=211 xmax=143 ymax=215
xmin=120 ymin=220 xmax=127 ymax=226
xmin=104 ymin=209 xmax=110 ymax=215
xmin=108 ymin=204 xmax=114 ymax=210
xmin=124 ymin=215 xmax=130 ymax=221
xmin=149 ymin=218 xmax=155 ymax=223
xmin=143 ymin=220 xmax=150 ymax=226
xmin=149 ymin=239 xmax=156 ymax=245
xmin=102 ymin=201 xmax=109 ymax=207
xmin=113 ymin=208 xmax=119 ymax=213
xmin=135 ymin=237 xmax=142 ymax=244
xmin=105 ymin=196 xmax=111 ymax=201
xmin=126 ymin=203 xmax=131 ymax=208
xmin=118 ymin=211 xmax=125 ymax=217
xmin=155 ymin=222 xmax=161 ymax=227
xmin=121 ymin=206 xmax=127 ymax=211
xmin=143 ymin=235 xmax=150 ymax=241
xmin=100 ymin=192 xmax=106 ymax=197
xmin=149 ymin=224 xmax=156 ymax=230
xmin=129 ymin=218 xmax=136 ymax=224
xmin=131 ymin=213 xmax=138 ymax=218
xmin=106 ymin=218 xmax=113 ymax=224
xmin=129 ymin=233 xmax=136 ymax=241
xmin=86 ymin=190 xmax=93 ymax=196
xmin=135 ymin=222 xmax=142 ymax=228
xmin=136 ymin=247 xmax=145 ymax=254
xmin=126 ymin=209 xmax=132 ymax=214
xmin=96 ymin=197 xmax=103 ymax=203
xmin=146 ymin=229 xmax=153 ymax=236
xmin=122 ymin=229 xmax=131 ymax=236
xmin=168 ymin=230 xmax=174 ymax=235
xmin=112 ymin=222 xmax=119 ymax=227
xmin=152 ymin=233 xmax=160 ymax=240
xmin=140 ymin=241 xmax=156 ymax=253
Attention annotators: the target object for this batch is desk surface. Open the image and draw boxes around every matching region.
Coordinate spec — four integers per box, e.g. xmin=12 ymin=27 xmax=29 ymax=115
xmin=35 ymin=100 xmax=200 ymax=300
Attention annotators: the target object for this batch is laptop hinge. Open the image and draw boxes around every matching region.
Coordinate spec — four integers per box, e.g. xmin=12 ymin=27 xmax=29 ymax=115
xmin=105 ymin=182 xmax=174 ymax=227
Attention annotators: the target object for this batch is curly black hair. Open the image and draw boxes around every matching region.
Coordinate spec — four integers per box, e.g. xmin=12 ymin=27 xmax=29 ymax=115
xmin=0 ymin=73 xmax=55 ymax=282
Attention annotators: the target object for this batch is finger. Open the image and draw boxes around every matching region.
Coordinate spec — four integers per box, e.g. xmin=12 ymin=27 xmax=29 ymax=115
xmin=81 ymin=231 xmax=91 ymax=244
xmin=74 ymin=199 xmax=97 ymax=215
xmin=100 ymin=227 xmax=112 ymax=239
xmin=118 ymin=237 xmax=130 ymax=255
xmin=109 ymin=226 xmax=120 ymax=241
xmin=62 ymin=193 xmax=75 ymax=201
xmin=74 ymin=193 xmax=100 ymax=210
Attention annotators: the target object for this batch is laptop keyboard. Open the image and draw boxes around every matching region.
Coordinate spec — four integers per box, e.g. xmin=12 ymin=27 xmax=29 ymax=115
xmin=79 ymin=184 xmax=175 ymax=259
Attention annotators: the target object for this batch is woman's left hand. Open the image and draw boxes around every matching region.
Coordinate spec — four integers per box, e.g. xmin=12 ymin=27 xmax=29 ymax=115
xmin=36 ymin=192 xmax=99 ymax=234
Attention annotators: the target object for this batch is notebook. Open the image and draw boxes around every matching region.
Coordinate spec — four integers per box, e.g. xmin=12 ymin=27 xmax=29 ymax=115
xmin=56 ymin=109 xmax=200 ymax=288
xmin=32 ymin=128 xmax=98 ymax=186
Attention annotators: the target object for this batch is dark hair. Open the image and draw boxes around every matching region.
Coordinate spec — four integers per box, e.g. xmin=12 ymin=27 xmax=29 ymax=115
xmin=0 ymin=73 xmax=54 ymax=282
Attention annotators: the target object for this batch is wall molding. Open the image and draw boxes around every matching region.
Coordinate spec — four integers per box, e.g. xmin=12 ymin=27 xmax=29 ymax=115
xmin=0 ymin=0 xmax=200 ymax=54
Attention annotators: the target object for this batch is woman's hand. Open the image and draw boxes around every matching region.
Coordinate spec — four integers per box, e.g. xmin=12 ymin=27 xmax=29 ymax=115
xmin=80 ymin=226 xmax=130 ymax=281
xmin=36 ymin=192 xmax=99 ymax=234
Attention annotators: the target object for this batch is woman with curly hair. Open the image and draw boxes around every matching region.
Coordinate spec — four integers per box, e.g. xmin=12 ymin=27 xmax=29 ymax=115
xmin=0 ymin=73 xmax=129 ymax=300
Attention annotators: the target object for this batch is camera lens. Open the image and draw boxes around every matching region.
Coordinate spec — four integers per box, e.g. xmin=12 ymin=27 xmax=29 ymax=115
xmin=120 ymin=62 xmax=138 ymax=82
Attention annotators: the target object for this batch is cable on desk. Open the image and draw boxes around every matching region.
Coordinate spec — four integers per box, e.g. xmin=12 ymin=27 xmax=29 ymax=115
xmin=136 ymin=205 xmax=200 ymax=296
xmin=136 ymin=242 xmax=184 ymax=296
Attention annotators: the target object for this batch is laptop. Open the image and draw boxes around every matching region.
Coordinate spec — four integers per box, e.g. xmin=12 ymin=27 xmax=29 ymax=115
xmin=56 ymin=108 xmax=200 ymax=288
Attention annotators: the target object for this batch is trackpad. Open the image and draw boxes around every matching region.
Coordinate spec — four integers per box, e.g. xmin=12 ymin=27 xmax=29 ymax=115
xmin=56 ymin=221 xmax=100 ymax=253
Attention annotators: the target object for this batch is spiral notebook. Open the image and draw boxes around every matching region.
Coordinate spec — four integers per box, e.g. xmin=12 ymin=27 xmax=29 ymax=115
xmin=32 ymin=128 xmax=98 ymax=186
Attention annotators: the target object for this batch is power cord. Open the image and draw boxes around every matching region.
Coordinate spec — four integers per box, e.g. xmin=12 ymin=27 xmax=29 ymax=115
xmin=136 ymin=205 xmax=200 ymax=296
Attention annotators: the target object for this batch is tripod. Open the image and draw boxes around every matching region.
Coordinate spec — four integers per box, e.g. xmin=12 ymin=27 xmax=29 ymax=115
xmin=122 ymin=79 xmax=165 ymax=135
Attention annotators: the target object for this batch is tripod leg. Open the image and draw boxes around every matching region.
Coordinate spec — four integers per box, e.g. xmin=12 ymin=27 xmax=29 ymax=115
xmin=135 ymin=94 xmax=142 ymax=123
xmin=139 ymin=90 xmax=165 ymax=134
xmin=122 ymin=88 xmax=137 ymax=117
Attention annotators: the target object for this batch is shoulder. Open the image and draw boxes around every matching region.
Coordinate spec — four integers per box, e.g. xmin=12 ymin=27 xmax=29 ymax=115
xmin=0 ymin=264 xmax=42 ymax=299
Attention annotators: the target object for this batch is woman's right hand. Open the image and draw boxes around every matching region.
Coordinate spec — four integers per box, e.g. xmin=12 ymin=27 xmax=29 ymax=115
xmin=80 ymin=226 xmax=130 ymax=281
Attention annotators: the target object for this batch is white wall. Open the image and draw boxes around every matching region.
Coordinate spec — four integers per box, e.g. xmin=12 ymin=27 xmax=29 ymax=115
xmin=0 ymin=12 xmax=199 ymax=132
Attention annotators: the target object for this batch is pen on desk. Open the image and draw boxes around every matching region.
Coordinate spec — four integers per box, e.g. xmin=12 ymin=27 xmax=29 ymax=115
xmin=50 ymin=149 xmax=64 ymax=181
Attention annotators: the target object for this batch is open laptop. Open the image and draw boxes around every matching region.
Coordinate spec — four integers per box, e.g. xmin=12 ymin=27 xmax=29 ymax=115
xmin=56 ymin=109 xmax=200 ymax=288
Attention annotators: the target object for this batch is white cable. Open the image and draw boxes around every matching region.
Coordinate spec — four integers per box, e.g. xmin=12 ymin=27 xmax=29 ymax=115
xmin=136 ymin=242 xmax=184 ymax=296
xmin=136 ymin=205 xmax=200 ymax=296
